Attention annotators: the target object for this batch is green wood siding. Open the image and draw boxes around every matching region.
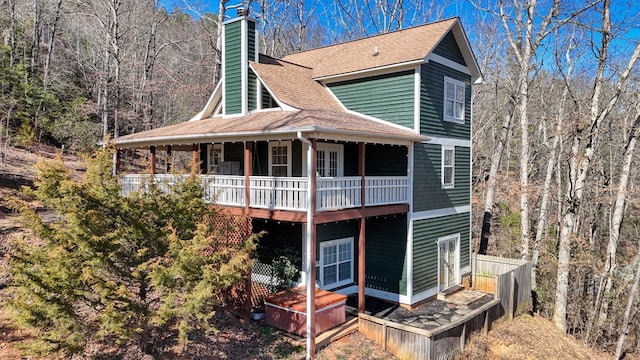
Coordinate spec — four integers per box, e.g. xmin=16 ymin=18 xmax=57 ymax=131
xmin=365 ymin=144 xmax=407 ymax=176
xmin=413 ymin=143 xmax=470 ymax=212
xmin=328 ymin=71 xmax=415 ymax=129
xmin=344 ymin=143 xmax=359 ymax=176
xmin=224 ymin=21 xmax=242 ymax=114
xmin=248 ymin=71 xmax=257 ymax=111
xmin=340 ymin=143 xmax=408 ymax=177
xmin=224 ymin=143 xmax=244 ymax=167
xmin=253 ymin=220 xmax=303 ymax=269
xmin=248 ymin=21 xmax=256 ymax=60
xmin=420 ymin=61 xmax=471 ymax=138
xmin=253 ymin=141 xmax=268 ymax=175
xmin=366 ymin=215 xmax=408 ymax=295
xmin=247 ymin=21 xmax=256 ymax=111
xmin=433 ymin=31 xmax=466 ymax=66
xmin=412 ymin=213 xmax=470 ymax=295
xmin=292 ymin=140 xmax=302 ymax=176
xmin=199 ymin=144 xmax=207 ymax=173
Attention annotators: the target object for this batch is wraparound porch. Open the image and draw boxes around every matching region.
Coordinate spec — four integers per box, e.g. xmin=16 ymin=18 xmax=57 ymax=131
xmin=120 ymin=174 xmax=409 ymax=214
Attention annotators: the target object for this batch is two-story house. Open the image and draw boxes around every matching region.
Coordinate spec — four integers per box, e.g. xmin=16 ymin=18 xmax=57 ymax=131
xmin=114 ymin=10 xmax=481 ymax=316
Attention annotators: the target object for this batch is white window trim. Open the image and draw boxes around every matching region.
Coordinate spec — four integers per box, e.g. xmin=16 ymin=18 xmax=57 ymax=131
xmin=441 ymin=145 xmax=455 ymax=189
xmin=443 ymin=76 xmax=465 ymax=124
xmin=319 ymin=237 xmax=354 ymax=289
xmin=316 ymin=143 xmax=344 ymax=177
xmin=268 ymin=141 xmax=292 ymax=177
xmin=437 ymin=233 xmax=460 ymax=290
xmin=207 ymin=144 xmax=224 ymax=174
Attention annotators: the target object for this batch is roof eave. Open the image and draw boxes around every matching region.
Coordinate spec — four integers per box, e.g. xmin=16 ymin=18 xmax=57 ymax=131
xmin=313 ymin=60 xmax=424 ymax=83
xmin=113 ymin=126 xmax=426 ymax=149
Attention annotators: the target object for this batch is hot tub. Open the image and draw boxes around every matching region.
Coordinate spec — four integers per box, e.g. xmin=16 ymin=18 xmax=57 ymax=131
xmin=264 ymin=286 xmax=347 ymax=336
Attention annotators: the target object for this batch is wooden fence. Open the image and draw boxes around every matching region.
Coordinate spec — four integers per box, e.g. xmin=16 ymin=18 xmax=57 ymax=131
xmin=359 ymin=299 xmax=501 ymax=360
xmin=358 ymin=253 xmax=532 ymax=359
xmin=472 ymin=253 xmax=532 ymax=319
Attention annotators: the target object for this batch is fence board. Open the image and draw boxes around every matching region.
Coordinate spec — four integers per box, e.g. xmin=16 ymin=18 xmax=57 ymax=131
xmin=359 ymin=299 xmax=500 ymax=360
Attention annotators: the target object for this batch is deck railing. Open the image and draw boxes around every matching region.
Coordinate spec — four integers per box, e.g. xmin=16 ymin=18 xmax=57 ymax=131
xmin=120 ymin=174 xmax=408 ymax=212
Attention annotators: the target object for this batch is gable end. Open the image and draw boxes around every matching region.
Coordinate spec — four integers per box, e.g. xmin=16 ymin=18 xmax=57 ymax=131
xmin=433 ymin=31 xmax=466 ymax=66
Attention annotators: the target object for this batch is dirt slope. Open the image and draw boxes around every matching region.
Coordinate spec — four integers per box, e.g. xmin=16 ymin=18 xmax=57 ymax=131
xmin=458 ymin=314 xmax=630 ymax=360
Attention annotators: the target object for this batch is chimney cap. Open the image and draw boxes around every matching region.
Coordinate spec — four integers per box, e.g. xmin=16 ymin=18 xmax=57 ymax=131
xmin=236 ymin=7 xmax=248 ymax=17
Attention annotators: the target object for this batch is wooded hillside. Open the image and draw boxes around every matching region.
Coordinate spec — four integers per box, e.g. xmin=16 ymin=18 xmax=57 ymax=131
xmin=1 ymin=0 xmax=639 ymax=358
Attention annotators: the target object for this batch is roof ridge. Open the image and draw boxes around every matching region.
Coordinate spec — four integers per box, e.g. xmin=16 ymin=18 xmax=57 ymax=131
xmin=284 ymin=17 xmax=459 ymax=58
xmin=256 ymin=53 xmax=314 ymax=70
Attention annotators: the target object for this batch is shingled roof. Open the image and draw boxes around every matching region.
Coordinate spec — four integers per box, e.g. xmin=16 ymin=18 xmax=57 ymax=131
xmin=115 ymin=110 xmax=426 ymax=148
xmin=115 ymin=17 xmax=480 ymax=148
xmin=249 ymin=55 xmax=343 ymax=111
xmin=283 ymin=18 xmax=460 ymax=79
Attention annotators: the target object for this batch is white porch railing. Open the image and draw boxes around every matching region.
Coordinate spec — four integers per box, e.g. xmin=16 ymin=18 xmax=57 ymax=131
xmin=249 ymin=176 xmax=308 ymax=211
xmin=120 ymin=174 xmax=408 ymax=212
xmin=317 ymin=177 xmax=362 ymax=210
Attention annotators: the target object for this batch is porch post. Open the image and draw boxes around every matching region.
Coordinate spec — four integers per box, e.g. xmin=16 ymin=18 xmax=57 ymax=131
xmin=358 ymin=142 xmax=366 ymax=313
xmin=244 ymin=141 xmax=253 ymax=213
xmin=192 ymin=144 xmax=199 ymax=173
xmin=306 ymin=138 xmax=317 ymax=359
xmin=149 ymin=146 xmax=156 ymax=174
xmin=113 ymin=149 xmax=120 ymax=176
xmin=166 ymin=145 xmax=172 ymax=172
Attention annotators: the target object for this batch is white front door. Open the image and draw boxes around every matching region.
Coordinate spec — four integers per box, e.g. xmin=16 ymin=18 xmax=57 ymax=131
xmin=438 ymin=235 xmax=459 ymax=290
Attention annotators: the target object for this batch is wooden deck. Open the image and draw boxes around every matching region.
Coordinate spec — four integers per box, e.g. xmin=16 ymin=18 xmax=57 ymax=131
xmin=284 ymin=316 xmax=359 ymax=349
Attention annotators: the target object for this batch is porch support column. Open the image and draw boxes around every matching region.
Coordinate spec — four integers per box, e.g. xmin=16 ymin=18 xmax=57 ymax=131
xmin=149 ymin=146 xmax=156 ymax=174
xmin=166 ymin=145 xmax=172 ymax=172
xmin=192 ymin=144 xmax=200 ymax=174
xmin=305 ymin=137 xmax=317 ymax=359
xmin=244 ymin=141 xmax=253 ymax=213
xmin=358 ymin=142 xmax=366 ymax=313
xmin=113 ymin=149 xmax=120 ymax=176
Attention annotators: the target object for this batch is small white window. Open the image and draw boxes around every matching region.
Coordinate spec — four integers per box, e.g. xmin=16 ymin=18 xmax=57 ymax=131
xmin=320 ymin=237 xmax=354 ymax=289
xmin=444 ymin=77 xmax=465 ymax=123
xmin=268 ymin=141 xmax=291 ymax=177
xmin=442 ymin=146 xmax=455 ymax=189
xmin=208 ymin=144 xmax=224 ymax=174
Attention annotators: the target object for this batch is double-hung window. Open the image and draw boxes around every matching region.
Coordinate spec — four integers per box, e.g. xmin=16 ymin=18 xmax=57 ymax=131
xmin=444 ymin=77 xmax=465 ymax=123
xmin=319 ymin=237 xmax=353 ymax=289
xmin=268 ymin=141 xmax=291 ymax=177
xmin=442 ymin=145 xmax=455 ymax=189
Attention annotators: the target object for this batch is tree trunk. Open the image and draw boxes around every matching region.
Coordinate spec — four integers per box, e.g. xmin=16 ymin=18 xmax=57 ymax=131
xmin=480 ymin=101 xmax=514 ymax=254
xmin=594 ymin=112 xmax=640 ymax=331
xmin=553 ymin=0 xmax=640 ymax=332
xmin=614 ymin=249 xmax=640 ymax=359
xmin=43 ymin=0 xmax=64 ymax=89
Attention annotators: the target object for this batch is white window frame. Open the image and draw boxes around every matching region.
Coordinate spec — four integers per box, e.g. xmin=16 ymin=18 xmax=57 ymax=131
xmin=268 ymin=141 xmax=292 ymax=177
xmin=207 ymin=144 xmax=224 ymax=174
xmin=316 ymin=143 xmax=344 ymax=177
xmin=443 ymin=76 xmax=465 ymax=123
xmin=441 ymin=145 xmax=455 ymax=189
xmin=437 ymin=233 xmax=460 ymax=290
xmin=319 ymin=237 xmax=354 ymax=289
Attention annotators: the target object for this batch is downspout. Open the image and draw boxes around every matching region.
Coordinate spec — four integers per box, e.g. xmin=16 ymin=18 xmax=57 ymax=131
xmin=297 ymin=131 xmax=314 ymax=360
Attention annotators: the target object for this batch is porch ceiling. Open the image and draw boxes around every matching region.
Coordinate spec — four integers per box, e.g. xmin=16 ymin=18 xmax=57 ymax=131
xmin=113 ymin=109 xmax=427 ymax=148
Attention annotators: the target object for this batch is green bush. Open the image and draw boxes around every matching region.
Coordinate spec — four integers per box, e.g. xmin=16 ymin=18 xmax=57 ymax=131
xmin=7 ymin=147 xmax=257 ymax=355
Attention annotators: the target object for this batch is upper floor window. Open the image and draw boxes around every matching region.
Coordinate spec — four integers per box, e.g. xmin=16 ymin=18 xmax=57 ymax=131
xmin=208 ymin=144 xmax=224 ymax=174
xmin=442 ymin=145 xmax=455 ymax=189
xmin=444 ymin=77 xmax=465 ymax=123
xmin=269 ymin=141 xmax=291 ymax=177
